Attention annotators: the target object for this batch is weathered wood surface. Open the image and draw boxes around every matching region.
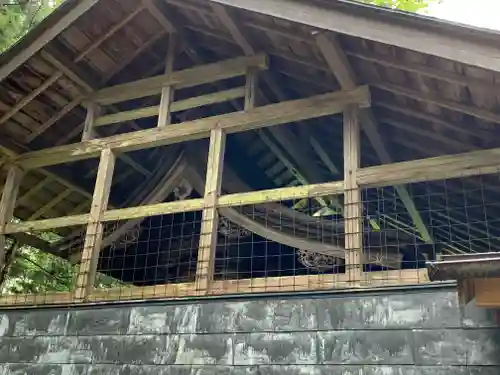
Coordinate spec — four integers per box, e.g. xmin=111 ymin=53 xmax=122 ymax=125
xmin=343 ymin=106 xmax=363 ymax=280
xmin=74 ymin=148 xmax=116 ymax=301
xmin=0 ymin=166 xmax=23 ymax=270
xmin=0 ymin=269 xmax=430 ymax=306
xmin=196 ymin=128 xmax=226 ymax=293
xmin=209 ymin=0 xmax=500 ymax=72
xmin=91 ymin=53 xmax=268 ymax=105
xmin=15 ymin=86 xmax=371 ymax=169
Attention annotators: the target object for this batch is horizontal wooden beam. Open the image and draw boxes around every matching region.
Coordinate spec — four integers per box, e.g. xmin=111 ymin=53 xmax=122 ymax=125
xmin=91 ymin=53 xmax=268 ymax=105
xmin=0 ymin=178 xmax=344 ymax=234
xmin=0 ymin=269 xmax=430 ymax=306
xmin=357 ymin=147 xmax=500 ymax=187
xmin=94 ymin=87 xmax=246 ymax=127
xmin=209 ymin=0 xmax=500 ymax=73
xmin=15 ymin=86 xmax=370 ymax=169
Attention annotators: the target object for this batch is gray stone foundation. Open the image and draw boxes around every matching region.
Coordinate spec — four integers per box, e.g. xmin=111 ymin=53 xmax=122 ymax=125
xmin=0 ymin=284 xmax=499 ymax=374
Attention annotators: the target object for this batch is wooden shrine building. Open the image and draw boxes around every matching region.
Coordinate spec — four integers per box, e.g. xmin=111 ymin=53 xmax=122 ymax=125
xmin=1 ymin=1 xmax=500 ymax=372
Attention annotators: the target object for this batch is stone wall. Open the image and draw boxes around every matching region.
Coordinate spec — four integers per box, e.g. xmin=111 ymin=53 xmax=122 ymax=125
xmin=0 ymin=285 xmax=499 ymax=374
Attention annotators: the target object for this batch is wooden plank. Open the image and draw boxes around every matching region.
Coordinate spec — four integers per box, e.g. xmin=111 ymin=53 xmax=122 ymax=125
xmin=0 ymin=72 xmax=63 ymax=126
xmin=95 ymin=87 xmax=246 ymax=127
xmin=15 ymin=176 xmax=51 ymax=207
xmin=91 ymin=53 xmax=268 ymax=105
xmin=196 ymin=128 xmax=226 ymax=294
xmin=88 ymin=270 xmax=430 ymax=302
xmin=0 ymin=292 xmax=74 ymax=307
xmin=142 ymin=0 xmax=176 ymax=33
xmin=357 ymin=147 xmax=500 ymax=187
xmin=0 ymin=269 xmax=430 ymax=307
xmin=0 ymin=179 xmax=344 ymax=235
xmin=0 ymin=0 xmax=99 ymax=81
xmin=157 ymin=34 xmax=177 ymax=128
xmin=25 ymin=95 xmax=85 ymax=143
xmin=15 ymin=86 xmax=371 ymax=169
xmin=209 ymin=0 xmax=500 ymax=73
xmin=474 ymin=278 xmax=500 ymax=308
xmin=346 ymin=50 xmax=495 ymax=91
xmin=211 ymin=2 xmax=254 ymax=55
xmin=343 ymin=106 xmax=363 ymax=281
xmin=74 ymin=5 xmax=146 ymax=63
xmin=376 ymin=83 xmax=500 ymax=124
xmin=81 ymin=102 xmax=100 ymax=141
xmin=316 ymin=32 xmax=433 ymax=244
xmin=0 ymin=166 xmax=23 ymax=271
xmin=74 ymin=149 xmax=115 ymax=301
xmin=244 ymin=68 xmax=258 ymax=110
xmin=28 ymin=189 xmax=72 ymax=221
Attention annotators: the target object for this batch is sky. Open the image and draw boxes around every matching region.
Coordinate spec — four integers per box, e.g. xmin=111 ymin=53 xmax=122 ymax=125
xmin=427 ymin=0 xmax=500 ymax=30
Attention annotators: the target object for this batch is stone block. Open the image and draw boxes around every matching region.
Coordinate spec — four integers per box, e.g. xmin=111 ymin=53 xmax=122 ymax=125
xmin=6 ymin=364 xmax=86 ymax=375
xmin=413 ymin=329 xmax=467 ymax=365
xmin=76 ymin=335 xmax=178 ymax=364
xmin=67 ymin=308 xmax=130 ymax=335
xmin=233 ymin=332 xmax=317 ymax=365
xmin=316 ymin=291 xmax=460 ymax=330
xmin=196 ymin=302 xmax=241 ymax=333
xmin=175 ymin=334 xmax=233 ymax=365
xmin=7 ymin=310 xmax=68 ymax=337
xmin=318 ymin=330 xmax=414 ymax=365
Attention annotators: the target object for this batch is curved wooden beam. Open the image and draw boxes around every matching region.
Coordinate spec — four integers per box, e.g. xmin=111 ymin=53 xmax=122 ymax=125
xmin=184 ymin=144 xmax=402 ymax=268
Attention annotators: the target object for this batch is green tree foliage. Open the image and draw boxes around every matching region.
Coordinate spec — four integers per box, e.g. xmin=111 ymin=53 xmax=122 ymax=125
xmin=0 ymin=0 xmax=63 ymax=53
xmin=361 ymin=0 xmax=441 ymax=12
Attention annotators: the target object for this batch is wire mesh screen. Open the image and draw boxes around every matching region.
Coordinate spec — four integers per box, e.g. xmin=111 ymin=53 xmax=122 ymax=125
xmin=361 ymin=173 xmax=500 ymax=286
xmin=0 ymin=227 xmax=82 ymax=306
xmin=210 ymin=197 xmax=346 ymax=295
xmin=88 ymin=211 xmax=203 ymax=301
xmin=86 ymin=194 xmax=351 ymax=300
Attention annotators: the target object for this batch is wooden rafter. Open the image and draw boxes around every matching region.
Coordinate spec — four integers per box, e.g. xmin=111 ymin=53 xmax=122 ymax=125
xmin=157 ymin=33 xmax=177 ymax=128
xmin=209 ymin=3 xmax=340 ymax=211
xmin=208 ymin=0 xmax=500 ymax=73
xmin=0 ymin=0 xmax=100 ymax=81
xmin=376 ymin=83 xmax=500 ymax=125
xmin=345 ymin=50 xmax=497 ymax=91
xmin=17 ymin=3 xmax=145 ymax=144
xmin=315 ymin=32 xmax=433 ymax=244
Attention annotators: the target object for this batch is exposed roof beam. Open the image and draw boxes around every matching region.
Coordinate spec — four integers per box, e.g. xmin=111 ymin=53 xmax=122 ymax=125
xmin=14 ymin=87 xmax=371 ymax=169
xmin=345 ymin=50 xmax=497 ymax=91
xmin=210 ymin=3 xmax=341 ymax=211
xmin=209 ymin=0 xmax=500 ymax=73
xmin=374 ymin=102 xmax=492 ymax=142
xmin=315 ymin=32 xmax=433 ymax=243
xmin=0 ymin=0 xmax=100 ymax=81
xmin=376 ymin=83 xmax=500 ymax=125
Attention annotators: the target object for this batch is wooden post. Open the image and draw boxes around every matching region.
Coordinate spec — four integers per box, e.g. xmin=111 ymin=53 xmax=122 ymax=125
xmin=195 ymin=128 xmax=226 ymax=294
xmin=81 ymin=102 xmax=100 ymax=141
xmin=74 ymin=148 xmax=115 ymax=301
xmin=244 ymin=68 xmax=258 ymax=110
xmin=343 ymin=105 xmax=363 ymax=281
xmin=157 ymin=34 xmax=176 ymax=127
xmin=0 ymin=165 xmax=23 ymax=271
